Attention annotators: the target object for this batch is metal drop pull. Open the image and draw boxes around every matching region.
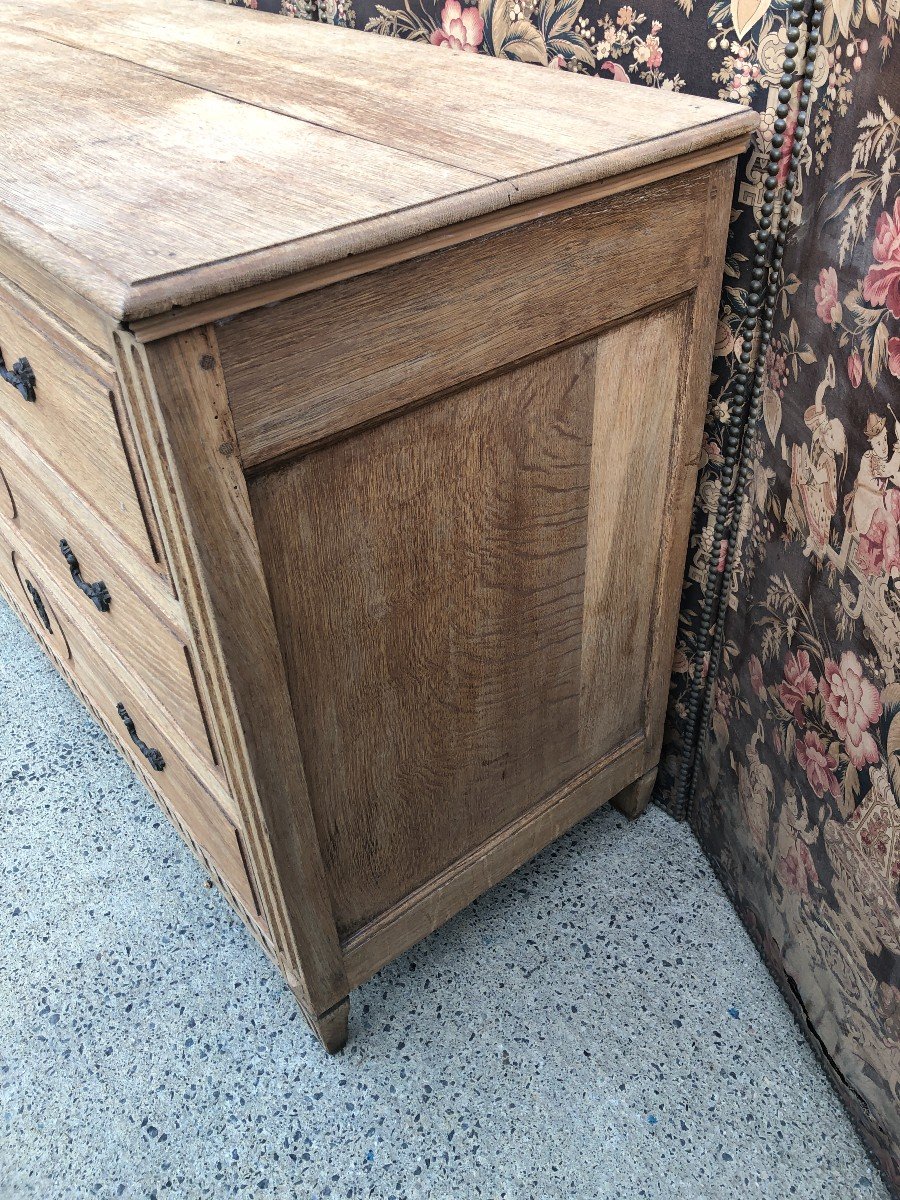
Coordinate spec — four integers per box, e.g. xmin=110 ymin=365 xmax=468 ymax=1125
xmin=116 ymin=703 xmax=165 ymax=772
xmin=59 ymin=540 xmax=111 ymax=612
xmin=24 ymin=578 xmax=52 ymax=632
xmin=0 ymin=348 xmax=36 ymax=402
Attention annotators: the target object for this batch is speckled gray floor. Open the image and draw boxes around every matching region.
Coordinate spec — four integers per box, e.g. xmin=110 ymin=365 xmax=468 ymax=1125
xmin=0 ymin=596 xmax=888 ymax=1200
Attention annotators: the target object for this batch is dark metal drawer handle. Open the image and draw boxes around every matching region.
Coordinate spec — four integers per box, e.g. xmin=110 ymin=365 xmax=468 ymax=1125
xmin=0 ymin=348 xmax=36 ymax=402
xmin=59 ymin=540 xmax=111 ymax=612
xmin=24 ymin=578 xmax=52 ymax=632
xmin=116 ymin=703 xmax=165 ymax=771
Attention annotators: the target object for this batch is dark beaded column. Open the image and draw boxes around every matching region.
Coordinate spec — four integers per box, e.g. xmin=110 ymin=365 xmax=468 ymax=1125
xmin=670 ymin=0 xmax=823 ymax=819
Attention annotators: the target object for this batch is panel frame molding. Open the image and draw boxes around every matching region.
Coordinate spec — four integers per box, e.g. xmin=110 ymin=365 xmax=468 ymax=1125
xmin=111 ymin=325 xmax=349 ymax=1035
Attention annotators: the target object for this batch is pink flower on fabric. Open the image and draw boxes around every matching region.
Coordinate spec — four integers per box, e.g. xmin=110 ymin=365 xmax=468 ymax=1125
xmin=814 ymin=266 xmax=842 ymax=326
xmin=600 ymin=61 xmax=631 ymax=82
xmin=888 ymin=336 xmax=900 ymax=379
xmin=748 ymin=654 xmax=766 ymax=699
xmin=847 ymin=350 xmax=863 ymax=388
xmin=795 ymin=730 xmax=840 ymax=799
xmin=819 ymin=651 xmax=882 ymax=768
xmin=862 ymin=197 xmax=900 ymax=319
xmin=778 ymin=841 xmax=820 ymax=900
xmin=430 ymin=0 xmax=484 ymax=51
xmin=777 ymin=649 xmax=817 ymax=720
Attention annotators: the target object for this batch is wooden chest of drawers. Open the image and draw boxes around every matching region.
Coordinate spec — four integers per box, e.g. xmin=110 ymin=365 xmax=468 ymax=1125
xmin=0 ymin=0 xmax=755 ymax=1049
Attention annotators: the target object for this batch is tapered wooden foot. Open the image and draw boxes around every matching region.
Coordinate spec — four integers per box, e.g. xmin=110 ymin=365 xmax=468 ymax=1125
xmin=611 ymin=766 xmax=657 ymax=820
xmin=300 ymin=996 xmax=350 ymax=1053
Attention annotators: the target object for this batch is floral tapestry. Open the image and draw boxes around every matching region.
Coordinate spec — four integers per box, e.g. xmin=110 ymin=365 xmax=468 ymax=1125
xmin=222 ymin=0 xmax=898 ymax=1187
xmin=692 ymin=34 xmax=900 ymax=1195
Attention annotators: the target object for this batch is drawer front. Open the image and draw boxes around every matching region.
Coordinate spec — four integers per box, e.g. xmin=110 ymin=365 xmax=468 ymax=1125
xmin=82 ymin=635 xmax=263 ymax=928
xmin=0 ymin=458 xmax=14 ymax=520
xmin=0 ymin=542 xmax=72 ymax=664
xmin=0 ymin=441 xmax=219 ymax=778
xmin=0 ymin=538 xmax=263 ymax=930
xmin=0 ymin=275 xmax=164 ymax=575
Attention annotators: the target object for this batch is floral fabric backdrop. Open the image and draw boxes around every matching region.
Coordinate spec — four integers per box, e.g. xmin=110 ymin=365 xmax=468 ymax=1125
xmin=692 ymin=25 xmax=900 ymax=1193
xmin=224 ymin=0 xmax=898 ymax=1186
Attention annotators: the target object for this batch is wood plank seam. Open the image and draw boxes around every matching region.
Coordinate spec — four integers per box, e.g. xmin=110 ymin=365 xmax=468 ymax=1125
xmin=25 ymin=28 xmax=503 ymax=189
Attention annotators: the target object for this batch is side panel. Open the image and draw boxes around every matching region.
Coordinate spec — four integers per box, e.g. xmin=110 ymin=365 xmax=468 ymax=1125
xmin=250 ymin=298 xmax=691 ymax=941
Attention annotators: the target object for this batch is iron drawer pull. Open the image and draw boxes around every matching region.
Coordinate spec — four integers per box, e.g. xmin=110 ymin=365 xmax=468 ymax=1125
xmin=59 ymin=539 xmax=111 ymax=612
xmin=0 ymin=349 xmax=36 ymax=402
xmin=24 ymin=578 xmax=52 ymax=632
xmin=116 ymin=703 xmax=165 ymax=771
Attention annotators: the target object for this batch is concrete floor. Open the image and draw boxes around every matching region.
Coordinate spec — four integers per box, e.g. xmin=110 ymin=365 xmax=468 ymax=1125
xmin=0 ymin=596 xmax=888 ymax=1200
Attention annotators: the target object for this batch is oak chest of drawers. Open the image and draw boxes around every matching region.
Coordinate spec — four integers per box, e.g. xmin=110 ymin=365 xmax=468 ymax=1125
xmin=0 ymin=0 xmax=755 ymax=1049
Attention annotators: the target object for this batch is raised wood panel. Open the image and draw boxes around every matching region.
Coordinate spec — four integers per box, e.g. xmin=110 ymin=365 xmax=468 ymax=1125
xmin=0 ymin=0 xmax=749 ymax=1048
xmin=341 ymin=745 xmax=646 ymax=990
xmin=219 ymin=167 xmax=716 ymax=469
xmin=250 ymin=300 xmax=693 ymax=940
xmin=0 ymin=424 xmax=179 ymax=629
xmin=579 ymin=301 xmax=689 ymax=759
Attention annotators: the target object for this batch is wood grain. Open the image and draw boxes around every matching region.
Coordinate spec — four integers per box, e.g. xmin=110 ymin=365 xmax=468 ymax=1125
xmin=249 ymin=290 xmax=702 ymax=942
xmin=0 ymin=28 xmax=485 ymax=324
xmin=0 ymin=435 xmax=221 ymax=782
xmin=0 ymin=525 xmax=265 ymax=933
xmin=0 ymin=423 xmax=178 ymax=629
xmin=296 ymin=997 xmax=350 ymax=1056
xmin=0 ymin=4 xmax=755 ymax=323
xmin=113 ymin=326 xmax=348 ymax=1020
xmin=220 ymin=169 xmax=714 ymax=469
xmin=0 ymin=273 xmax=162 ymax=575
xmin=128 ymin=136 xmax=749 ymax=343
xmin=0 ymin=3 xmax=749 ymax=1040
xmin=638 ymin=159 xmax=736 ymax=764
xmin=7 ymin=544 xmax=72 ymax=665
xmin=579 ymin=300 xmax=689 ymax=760
xmin=0 ymin=459 xmax=16 ymax=521
xmin=2 ymin=0 xmax=756 ymax=181
xmin=0 ymin=240 xmax=113 ymax=355
xmin=611 ymin=766 xmax=659 ymax=820
xmin=251 ymin=343 xmax=594 ymax=936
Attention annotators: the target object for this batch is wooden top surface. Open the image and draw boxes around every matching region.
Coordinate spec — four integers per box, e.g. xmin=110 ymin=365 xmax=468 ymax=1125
xmin=0 ymin=0 xmax=756 ymax=323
